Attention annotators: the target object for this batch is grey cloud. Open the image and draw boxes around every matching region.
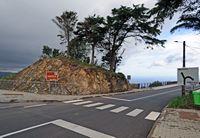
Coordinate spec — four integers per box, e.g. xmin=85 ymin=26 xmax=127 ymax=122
xmin=165 ymin=55 xmax=182 ymax=64
xmin=0 ymin=0 xmax=157 ymax=72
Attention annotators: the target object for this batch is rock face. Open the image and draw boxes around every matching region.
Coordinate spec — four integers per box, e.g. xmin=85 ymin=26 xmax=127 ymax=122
xmin=13 ymin=58 xmax=129 ymax=95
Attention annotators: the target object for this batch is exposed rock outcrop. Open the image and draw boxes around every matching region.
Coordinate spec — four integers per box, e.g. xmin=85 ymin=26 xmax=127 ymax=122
xmin=13 ymin=58 xmax=129 ymax=95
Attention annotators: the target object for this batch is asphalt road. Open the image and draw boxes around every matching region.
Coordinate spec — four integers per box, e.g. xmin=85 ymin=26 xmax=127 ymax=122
xmin=0 ymin=86 xmax=181 ymax=138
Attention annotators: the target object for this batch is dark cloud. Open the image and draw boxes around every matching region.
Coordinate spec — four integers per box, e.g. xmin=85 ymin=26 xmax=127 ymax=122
xmin=0 ymin=0 xmax=156 ymax=72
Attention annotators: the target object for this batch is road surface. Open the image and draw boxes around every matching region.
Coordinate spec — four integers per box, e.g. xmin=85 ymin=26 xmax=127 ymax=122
xmin=0 ymin=86 xmax=181 ymax=138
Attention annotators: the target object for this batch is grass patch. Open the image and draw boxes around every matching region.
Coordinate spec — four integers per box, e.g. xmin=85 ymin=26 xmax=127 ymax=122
xmin=168 ymin=94 xmax=194 ymax=109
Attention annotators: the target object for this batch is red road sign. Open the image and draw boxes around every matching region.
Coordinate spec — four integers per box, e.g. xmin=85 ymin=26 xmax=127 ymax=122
xmin=46 ymin=71 xmax=58 ymax=81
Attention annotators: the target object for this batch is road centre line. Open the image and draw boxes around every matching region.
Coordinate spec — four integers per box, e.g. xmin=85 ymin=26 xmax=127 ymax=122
xmin=24 ymin=104 xmax=47 ymax=109
xmin=0 ymin=119 xmax=116 ymax=138
xmin=103 ymin=89 xmax=180 ymax=102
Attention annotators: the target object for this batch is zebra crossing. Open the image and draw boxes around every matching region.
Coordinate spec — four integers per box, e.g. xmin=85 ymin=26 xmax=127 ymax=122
xmin=63 ymin=100 xmax=160 ymax=121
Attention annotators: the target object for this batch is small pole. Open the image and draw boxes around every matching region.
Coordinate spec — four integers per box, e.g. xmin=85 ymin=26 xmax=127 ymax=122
xmin=183 ymin=41 xmax=186 ymax=68
xmin=182 ymin=41 xmax=186 ymax=96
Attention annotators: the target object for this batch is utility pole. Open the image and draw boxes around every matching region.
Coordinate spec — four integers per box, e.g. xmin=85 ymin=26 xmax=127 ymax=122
xmin=175 ymin=40 xmax=186 ymax=96
xmin=182 ymin=41 xmax=186 ymax=96
xmin=183 ymin=41 xmax=186 ymax=68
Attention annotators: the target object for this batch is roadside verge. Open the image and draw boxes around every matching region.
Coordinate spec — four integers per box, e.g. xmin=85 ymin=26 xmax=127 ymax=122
xmin=0 ymin=84 xmax=178 ymax=103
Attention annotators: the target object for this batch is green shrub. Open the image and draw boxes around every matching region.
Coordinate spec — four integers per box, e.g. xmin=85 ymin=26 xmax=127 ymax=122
xmin=168 ymin=94 xmax=194 ymax=109
xmin=117 ymin=72 xmax=126 ymax=80
xmin=149 ymin=81 xmax=162 ymax=87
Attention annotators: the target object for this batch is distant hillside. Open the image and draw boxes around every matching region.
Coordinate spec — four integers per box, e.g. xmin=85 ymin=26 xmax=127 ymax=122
xmin=0 ymin=72 xmax=16 ymax=80
xmin=0 ymin=72 xmax=12 ymax=77
xmin=13 ymin=57 xmax=129 ymax=95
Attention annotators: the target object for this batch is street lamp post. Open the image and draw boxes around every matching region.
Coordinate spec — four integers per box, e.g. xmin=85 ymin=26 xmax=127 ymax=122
xmin=183 ymin=41 xmax=186 ymax=68
xmin=174 ymin=40 xmax=186 ymax=96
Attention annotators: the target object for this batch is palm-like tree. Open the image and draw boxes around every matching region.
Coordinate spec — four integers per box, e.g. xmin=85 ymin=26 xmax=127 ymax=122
xmin=170 ymin=10 xmax=200 ymax=33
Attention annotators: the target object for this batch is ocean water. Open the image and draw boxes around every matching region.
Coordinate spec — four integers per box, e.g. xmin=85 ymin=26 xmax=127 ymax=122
xmin=129 ymin=76 xmax=177 ymax=84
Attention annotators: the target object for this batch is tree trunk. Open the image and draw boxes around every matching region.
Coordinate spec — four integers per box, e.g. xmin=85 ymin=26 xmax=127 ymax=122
xmin=109 ymin=52 xmax=116 ymax=72
xmin=91 ymin=45 xmax=95 ymax=64
xmin=67 ymin=30 xmax=70 ymax=56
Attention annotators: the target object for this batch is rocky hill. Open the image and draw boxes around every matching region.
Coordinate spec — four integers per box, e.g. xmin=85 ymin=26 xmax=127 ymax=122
xmin=13 ymin=58 xmax=129 ymax=95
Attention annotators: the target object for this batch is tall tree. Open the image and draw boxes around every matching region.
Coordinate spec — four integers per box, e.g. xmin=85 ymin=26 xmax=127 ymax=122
xmin=102 ymin=5 xmax=165 ymax=72
xmin=150 ymin=0 xmax=200 ymax=31
xmin=52 ymin=11 xmax=78 ymax=55
xmin=68 ymin=37 xmax=90 ymax=62
xmin=75 ymin=15 xmax=105 ymax=64
xmin=171 ymin=7 xmax=200 ymax=32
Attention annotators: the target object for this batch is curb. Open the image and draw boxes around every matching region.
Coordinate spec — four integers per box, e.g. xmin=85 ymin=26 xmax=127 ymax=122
xmin=0 ymin=85 xmax=178 ymax=103
xmin=147 ymin=106 xmax=168 ymax=138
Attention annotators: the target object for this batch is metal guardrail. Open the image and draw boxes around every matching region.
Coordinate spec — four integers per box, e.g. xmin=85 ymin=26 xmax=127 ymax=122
xmin=131 ymin=81 xmax=177 ymax=89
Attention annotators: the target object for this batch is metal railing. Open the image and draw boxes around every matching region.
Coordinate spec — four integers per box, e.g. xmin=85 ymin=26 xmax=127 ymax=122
xmin=132 ymin=81 xmax=177 ymax=89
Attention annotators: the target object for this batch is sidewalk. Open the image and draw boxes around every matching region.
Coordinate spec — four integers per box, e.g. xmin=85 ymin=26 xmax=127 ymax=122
xmin=0 ymin=84 xmax=178 ymax=103
xmin=148 ymin=108 xmax=200 ymax=138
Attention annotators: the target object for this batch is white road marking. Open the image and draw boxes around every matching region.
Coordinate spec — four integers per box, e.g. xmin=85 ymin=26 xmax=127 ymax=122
xmin=0 ymin=121 xmax=52 ymax=138
xmin=103 ymin=89 xmax=179 ymax=102
xmin=63 ymin=99 xmax=83 ymax=104
xmin=96 ymin=104 xmax=115 ymax=110
xmin=110 ymin=106 xmax=129 ymax=113
xmin=52 ymin=119 xmax=115 ymax=138
xmin=0 ymin=119 xmax=116 ymax=138
xmin=73 ymin=101 xmax=93 ymax=105
xmin=24 ymin=104 xmax=47 ymax=109
xmin=145 ymin=111 xmax=160 ymax=121
xmin=84 ymin=102 xmax=104 ymax=107
xmin=126 ymin=109 xmax=143 ymax=117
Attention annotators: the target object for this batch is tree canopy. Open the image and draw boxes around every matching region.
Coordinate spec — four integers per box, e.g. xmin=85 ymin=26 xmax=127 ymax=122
xmin=102 ymin=4 xmax=165 ymax=72
xmin=75 ymin=15 xmax=105 ymax=64
xmin=52 ymin=11 xmax=78 ymax=55
xmin=150 ymin=0 xmax=200 ymax=32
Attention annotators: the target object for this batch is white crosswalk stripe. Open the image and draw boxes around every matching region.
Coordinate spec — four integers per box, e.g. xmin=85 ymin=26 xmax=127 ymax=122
xmin=145 ymin=111 xmax=160 ymax=121
xmin=84 ymin=102 xmax=104 ymax=107
xmin=110 ymin=106 xmax=129 ymax=113
xmin=96 ymin=104 xmax=115 ymax=110
xmin=73 ymin=101 xmax=93 ymax=105
xmin=64 ymin=100 xmax=160 ymax=121
xmin=63 ymin=99 xmax=83 ymax=104
xmin=126 ymin=109 xmax=143 ymax=117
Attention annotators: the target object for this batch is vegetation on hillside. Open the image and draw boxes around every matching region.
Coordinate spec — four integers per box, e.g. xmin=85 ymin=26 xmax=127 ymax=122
xmin=42 ymin=4 xmax=165 ymax=73
xmin=149 ymin=81 xmax=163 ymax=87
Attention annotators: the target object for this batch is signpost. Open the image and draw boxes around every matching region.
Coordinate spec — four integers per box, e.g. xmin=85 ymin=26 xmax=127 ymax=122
xmin=177 ymin=67 xmax=199 ymax=95
xmin=46 ymin=71 xmax=59 ymax=81
xmin=127 ymin=75 xmax=131 ymax=81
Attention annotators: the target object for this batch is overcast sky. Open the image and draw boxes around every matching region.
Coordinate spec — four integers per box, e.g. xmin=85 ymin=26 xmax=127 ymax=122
xmin=0 ymin=0 xmax=200 ymax=81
